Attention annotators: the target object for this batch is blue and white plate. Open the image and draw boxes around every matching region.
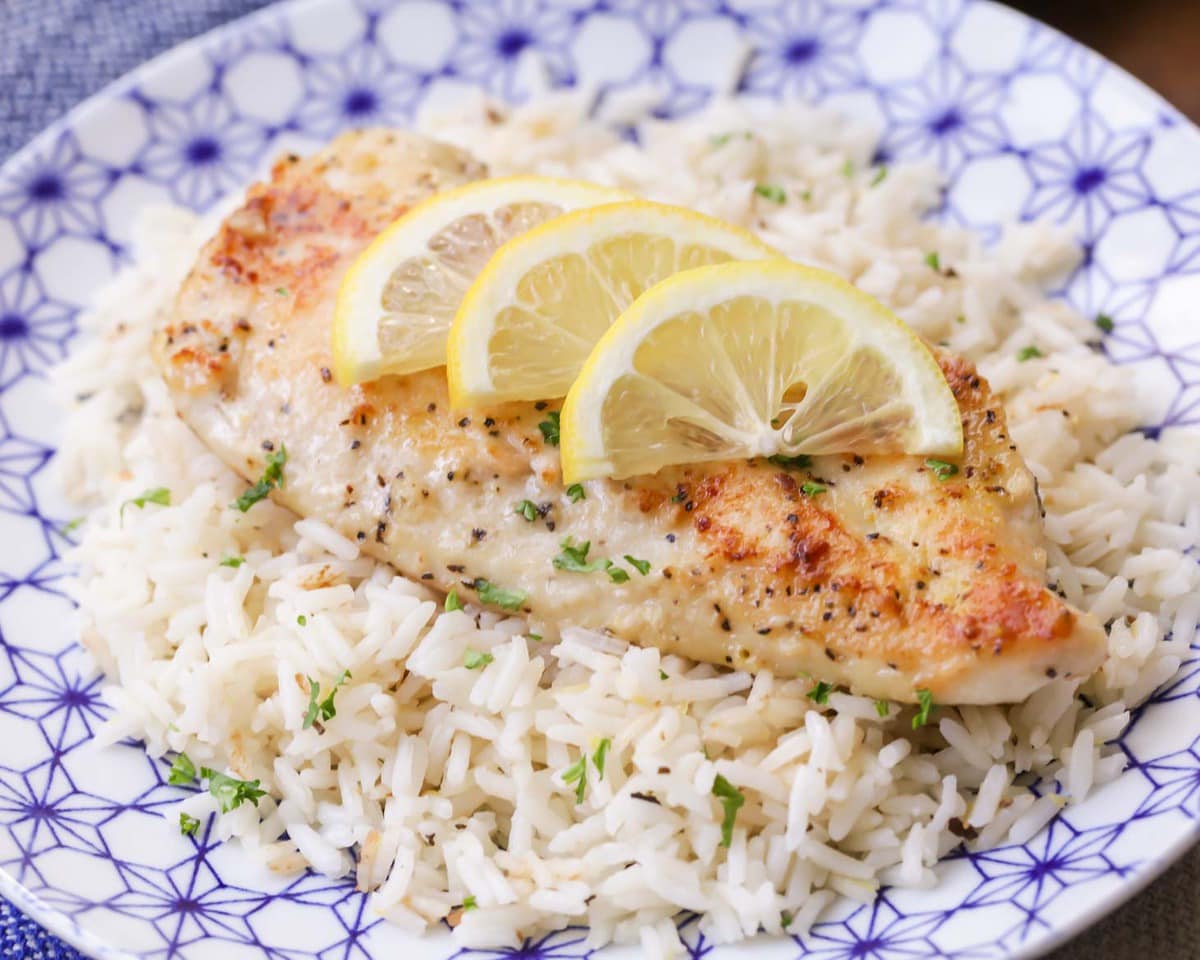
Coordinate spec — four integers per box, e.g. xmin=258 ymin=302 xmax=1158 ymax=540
xmin=1 ymin=1 xmax=1198 ymax=957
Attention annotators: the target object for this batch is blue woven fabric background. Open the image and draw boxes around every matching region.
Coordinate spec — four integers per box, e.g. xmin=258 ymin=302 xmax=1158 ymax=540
xmin=0 ymin=0 xmax=1195 ymax=956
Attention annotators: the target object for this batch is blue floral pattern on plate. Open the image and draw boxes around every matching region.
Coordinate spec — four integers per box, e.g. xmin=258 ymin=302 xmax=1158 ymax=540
xmin=0 ymin=0 xmax=1197 ymax=957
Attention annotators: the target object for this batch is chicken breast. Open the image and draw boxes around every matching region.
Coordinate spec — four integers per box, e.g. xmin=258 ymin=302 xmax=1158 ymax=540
xmin=155 ymin=129 xmax=1107 ymax=705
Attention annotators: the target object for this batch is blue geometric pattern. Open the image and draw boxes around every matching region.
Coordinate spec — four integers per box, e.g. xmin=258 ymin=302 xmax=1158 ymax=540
xmin=0 ymin=0 xmax=1196 ymax=958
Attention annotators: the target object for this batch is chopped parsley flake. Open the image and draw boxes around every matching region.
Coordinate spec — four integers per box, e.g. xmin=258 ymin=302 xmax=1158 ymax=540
xmin=566 ymin=483 xmax=586 ymax=503
xmin=561 ymin=756 xmax=587 ymax=804
xmin=200 ymin=767 xmax=267 ymax=813
xmin=710 ymin=131 xmax=751 ymax=147
xmin=754 ymin=183 xmax=786 ymax=204
xmin=554 ymin=538 xmax=637 ymax=583
xmin=60 ymin=517 xmax=85 ymax=536
xmin=167 ymin=752 xmax=196 ymax=786
xmin=179 ymin=812 xmax=200 ymax=836
xmin=875 ymin=700 xmax=890 ymax=718
xmin=767 ymin=454 xmax=813 ymax=471
xmin=219 ymin=555 xmax=245 ymax=568
xmin=515 ymin=499 xmax=538 ymax=522
xmin=800 ymin=481 xmax=827 ymax=497
xmin=807 ymin=681 xmax=832 ymax=704
xmin=302 ymin=670 xmax=351 ymax=729
xmin=593 ymin=738 xmax=612 ymax=778
xmin=781 ymin=910 xmax=794 ymax=929
xmin=474 ymin=578 xmax=526 ymax=611
xmin=912 ymin=688 xmax=937 ymax=729
xmin=1017 ymin=345 xmax=1043 ymax=362
xmin=528 ymin=632 xmax=543 ymax=642
xmin=462 ymin=895 xmax=478 ymax=911
xmin=445 ymin=590 xmax=462 ymax=612
xmin=925 ymin=458 xmax=959 ymax=481
xmin=671 ymin=489 xmax=687 ymax=503
xmin=296 ymin=614 xmax=307 ymax=626
xmin=624 ymin=555 xmax=651 ymax=576
xmin=121 ymin=486 xmax=171 ymax=522
xmin=840 ymin=159 xmax=855 ymax=178
xmin=233 ymin=445 xmax=287 ymax=512
xmin=276 ymin=287 xmax=288 ymax=296
xmin=869 ymin=166 xmax=888 ymax=187
xmin=464 ymin=648 xmax=494 ymax=670
xmin=659 ymin=670 xmax=669 ymax=681
xmin=711 ymin=774 xmax=745 ymax=847
xmin=1095 ymin=313 xmax=1115 ymax=334
xmin=538 ymin=412 xmax=560 ymax=446
xmin=553 ymin=538 xmax=606 ymax=574
xmin=924 ymin=251 xmax=941 ymax=272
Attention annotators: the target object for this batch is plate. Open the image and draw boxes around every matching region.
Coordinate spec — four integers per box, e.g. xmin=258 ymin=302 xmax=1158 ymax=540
xmin=1 ymin=0 xmax=1198 ymax=957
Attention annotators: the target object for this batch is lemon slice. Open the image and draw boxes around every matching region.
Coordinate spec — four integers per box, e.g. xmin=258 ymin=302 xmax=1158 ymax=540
xmin=446 ymin=201 xmax=780 ymax=406
xmin=559 ymin=260 xmax=963 ymax=482
xmin=332 ymin=176 xmax=631 ymax=384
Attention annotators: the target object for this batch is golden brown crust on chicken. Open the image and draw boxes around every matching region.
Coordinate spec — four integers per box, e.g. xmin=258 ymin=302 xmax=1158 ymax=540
xmin=155 ymin=129 xmax=1106 ymax=705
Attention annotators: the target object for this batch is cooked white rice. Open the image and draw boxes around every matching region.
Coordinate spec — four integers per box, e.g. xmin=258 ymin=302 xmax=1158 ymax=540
xmin=54 ymin=92 xmax=1200 ymax=955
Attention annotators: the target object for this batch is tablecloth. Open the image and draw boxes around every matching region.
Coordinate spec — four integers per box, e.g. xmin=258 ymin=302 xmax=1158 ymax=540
xmin=0 ymin=0 xmax=1196 ymax=956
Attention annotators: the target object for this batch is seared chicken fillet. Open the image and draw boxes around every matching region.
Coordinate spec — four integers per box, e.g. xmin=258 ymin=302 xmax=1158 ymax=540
xmin=155 ymin=129 xmax=1107 ymax=705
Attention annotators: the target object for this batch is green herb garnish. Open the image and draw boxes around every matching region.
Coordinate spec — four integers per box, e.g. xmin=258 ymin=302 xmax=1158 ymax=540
xmin=925 ymin=458 xmax=959 ymax=481
xmin=624 ymin=555 xmax=651 ymax=576
xmin=671 ymin=489 xmax=687 ymax=503
xmin=276 ymin=287 xmax=288 ymax=296
xmin=800 ymin=481 xmax=826 ymax=497
xmin=233 ymin=445 xmax=287 ymax=512
xmin=840 ymin=159 xmax=855 ymax=178
xmin=869 ymin=166 xmax=888 ymax=187
xmin=445 ymin=590 xmax=462 ymax=612
xmin=553 ymin=538 xmax=607 ymax=574
xmin=1095 ymin=313 xmax=1115 ymax=334
xmin=553 ymin=538 xmax=635 ymax=583
xmin=1017 ymin=345 xmax=1043 ymax=362
xmin=297 ymin=614 xmax=307 ymax=626
xmin=464 ymin=648 xmax=494 ymax=670
xmin=781 ymin=910 xmax=794 ymax=929
xmin=566 ymin=483 xmax=586 ymax=503
xmin=711 ymin=774 xmax=745 ymax=847
xmin=807 ymin=681 xmax=832 ymax=704
xmin=912 ymin=688 xmax=937 ymax=729
xmin=710 ymin=131 xmax=751 ymax=147
xmin=60 ymin=517 xmax=85 ymax=537
xmin=561 ymin=756 xmax=587 ymax=804
xmin=121 ymin=486 xmax=170 ymax=522
xmin=462 ymin=895 xmax=478 ymax=911
xmin=924 ymin=251 xmax=941 ymax=272
xmin=538 ymin=412 xmax=560 ymax=446
xmin=219 ymin=555 xmax=245 ymax=568
xmin=659 ymin=669 xmax=669 ymax=681
xmin=593 ymin=738 xmax=612 ymax=778
xmin=515 ymin=499 xmax=539 ymax=522
xmin=200 ymin=767 xmax=268 ymax=813
xmin=754 ymin=183 xmax=786 ymax=205
xmin=179 ymin=812 xmax=200 ymax=836
xmin=874 ymin=700 xmax=890 ymax=718
xmin=767 ymin=454 xmax=813 ymax=471
xmin=167 ymin=752 xmax=196 ymax=786
xmin=474 ymin=578 xmax=526 ymax=611
xmin=302 ymin=669 xmax=351 ymax=729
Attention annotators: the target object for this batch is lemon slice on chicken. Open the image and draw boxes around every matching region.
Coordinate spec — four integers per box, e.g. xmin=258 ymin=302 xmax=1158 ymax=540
xmin=559 ymin=260 xmax=963 ymax=483
xmin=332 ymin=176 xmax=631 ymax=384
xmin=446 ymin=201 xmax=780 ymax=406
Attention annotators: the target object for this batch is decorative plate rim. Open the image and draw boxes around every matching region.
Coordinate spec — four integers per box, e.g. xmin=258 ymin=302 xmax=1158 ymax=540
xmin=1 ymin=0 xmax=1198 ymax=957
